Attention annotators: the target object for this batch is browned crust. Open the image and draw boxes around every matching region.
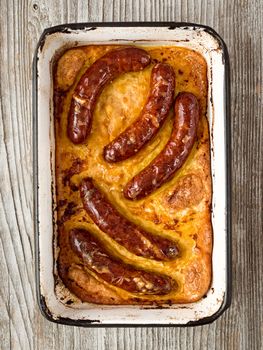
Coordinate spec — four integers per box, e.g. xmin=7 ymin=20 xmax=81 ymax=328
xmin=54 ymin=45 xmax=212 ymax=305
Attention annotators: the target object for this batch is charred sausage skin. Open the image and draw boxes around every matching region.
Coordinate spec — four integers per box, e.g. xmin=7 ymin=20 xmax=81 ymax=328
xmin=124 ymin=92 xmax=200 ymax=200
xmin=103 ymin=63 xmax=175 ymax=162
xmin=70 ymin=228 xmax=174 ymax=295
xmin=67 ymin=47 xmax=151 ymax=144
xmin=80 ymin=178 xmax=179 ymax=261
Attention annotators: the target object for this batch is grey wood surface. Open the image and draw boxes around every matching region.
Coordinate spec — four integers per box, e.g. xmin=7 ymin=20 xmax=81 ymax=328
xmin=0 ymin=0 xmax=262 ymax=349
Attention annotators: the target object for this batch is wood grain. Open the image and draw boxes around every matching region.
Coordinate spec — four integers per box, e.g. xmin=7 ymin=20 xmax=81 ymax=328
xmin=0 ymin=0 xmax=262 ymax=349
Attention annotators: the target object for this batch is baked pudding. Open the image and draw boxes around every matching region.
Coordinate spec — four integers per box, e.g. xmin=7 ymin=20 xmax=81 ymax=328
xmin=53 ymin=44 xmax=212 ymax=305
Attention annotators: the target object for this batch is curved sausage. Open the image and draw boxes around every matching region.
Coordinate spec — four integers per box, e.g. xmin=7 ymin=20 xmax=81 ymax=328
xmin=124 ymin=92 xmax=200 ymax=200
xmin=67 ymin=47 xmax=151 ymax=144
xmin=69 ymin=229 xmax=174 ymax=295
xmin=103 ymin=63 xmax=175 ymax=162
xmin=80 ymin=178 xmax=178 ymax=261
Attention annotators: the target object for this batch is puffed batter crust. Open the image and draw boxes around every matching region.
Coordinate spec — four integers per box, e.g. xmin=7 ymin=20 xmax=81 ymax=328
xmin=54 ymin=45 xmax=212 ymax=305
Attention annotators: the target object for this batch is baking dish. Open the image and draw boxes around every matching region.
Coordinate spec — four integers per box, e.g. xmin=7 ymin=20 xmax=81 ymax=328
xmin=33 ymin=22 xmax=231 ymax=326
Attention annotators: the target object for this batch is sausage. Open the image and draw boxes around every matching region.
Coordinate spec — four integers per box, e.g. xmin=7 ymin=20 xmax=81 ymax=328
xmin=69 ymin=228 xmax=174 ymax=295
xmin=103 ymin=63 xmax=175 ymax=162
xmin=67 ymin=47 xmax=151 ymax=144
xmin=124 ymin=92 xmax=199 ymax=200
xmin=80 ymin=178 xmax=179 ymax=261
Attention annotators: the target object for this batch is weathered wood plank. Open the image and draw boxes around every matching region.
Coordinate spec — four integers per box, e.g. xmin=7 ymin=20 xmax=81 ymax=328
xmin=0 ymin=0 xmax=262 ymax=349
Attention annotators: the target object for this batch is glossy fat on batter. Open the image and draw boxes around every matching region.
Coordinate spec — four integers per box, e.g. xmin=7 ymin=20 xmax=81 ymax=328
xmin=54 ymin=45 xmax=212 ymax=305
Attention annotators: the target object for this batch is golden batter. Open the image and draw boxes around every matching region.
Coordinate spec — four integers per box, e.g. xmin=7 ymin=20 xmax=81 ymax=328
xmin=54 ymin=45 xmax=212 ymax=305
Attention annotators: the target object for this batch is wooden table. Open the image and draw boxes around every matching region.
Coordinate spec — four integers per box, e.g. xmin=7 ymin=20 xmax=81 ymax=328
xmin=0 ymin=0 xmax=262 ymax=349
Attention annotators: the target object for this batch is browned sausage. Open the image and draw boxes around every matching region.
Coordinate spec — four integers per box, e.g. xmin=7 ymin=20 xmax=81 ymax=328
xmin=69 ymin=228 xmax=174 ymax=295
xmin=103 ymin=63 xmax=175 ymax=162
xmin=124 ymin=92 xmax=199 ymax=200
xmin=67 ymin=47 xmax=151 ymax=144
xmin=80 ymin=178 xmax=179 ymax=261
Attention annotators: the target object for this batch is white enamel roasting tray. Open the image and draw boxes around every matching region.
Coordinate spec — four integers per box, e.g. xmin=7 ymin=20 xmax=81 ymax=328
xmin=33 ymin=23 xmax=231 ymax=326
